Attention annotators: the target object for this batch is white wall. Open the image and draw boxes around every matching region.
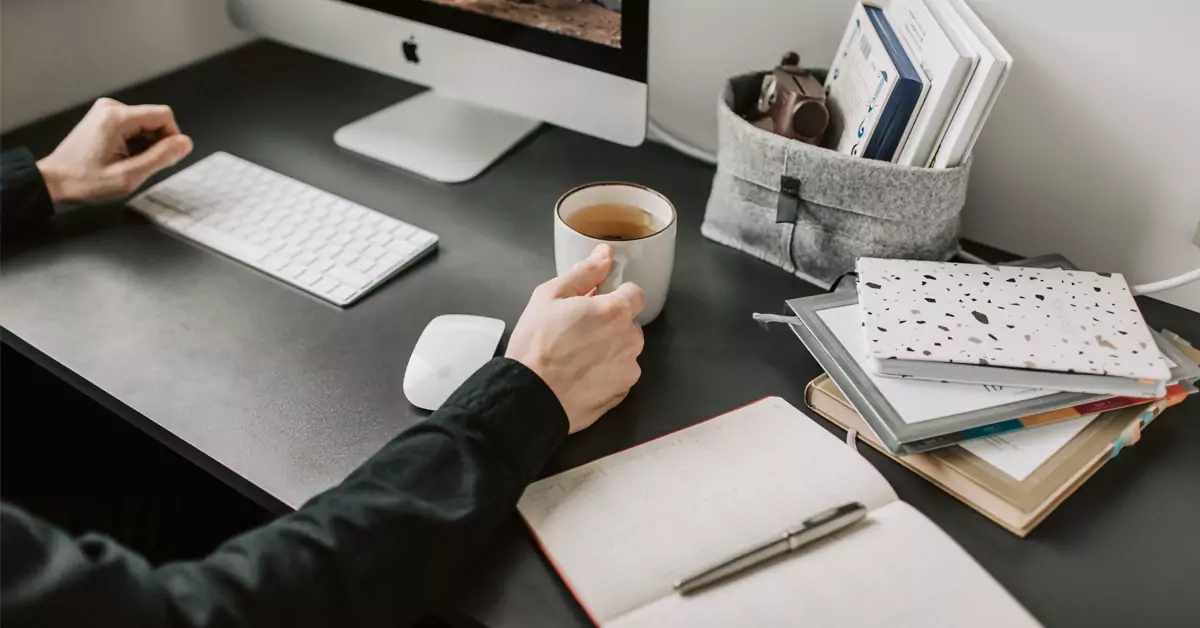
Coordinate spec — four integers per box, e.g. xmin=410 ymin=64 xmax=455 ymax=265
xmin=958 ymin=0 xmax=1199 ymax=312
xmin=649 ymin=0 xmax=1199 ymax=312
xmin=1 ymin=0 xmax=251 ymax=132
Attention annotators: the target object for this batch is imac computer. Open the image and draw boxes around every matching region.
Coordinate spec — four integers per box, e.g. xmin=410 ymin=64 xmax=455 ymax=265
xmin=228 ymin=0 xmax=648 ymax=182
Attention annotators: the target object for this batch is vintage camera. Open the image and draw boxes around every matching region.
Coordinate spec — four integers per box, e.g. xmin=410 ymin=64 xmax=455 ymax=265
xmin=747 ymin=52 xmax=830 ymax=145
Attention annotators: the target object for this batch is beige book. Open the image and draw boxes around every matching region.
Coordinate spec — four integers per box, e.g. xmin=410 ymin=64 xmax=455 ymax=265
xmin=517 ymin=397 xmax=1040 ymax=627
xmin=805 ymin=374 xmax=1188 ymax=537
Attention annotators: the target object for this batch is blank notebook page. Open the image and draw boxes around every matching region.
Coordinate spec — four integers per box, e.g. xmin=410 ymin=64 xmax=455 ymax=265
xmin=610 ymin=501 xmax=1040 ymax=628
xmin=517 ymin=397 xmax=899 ymax=624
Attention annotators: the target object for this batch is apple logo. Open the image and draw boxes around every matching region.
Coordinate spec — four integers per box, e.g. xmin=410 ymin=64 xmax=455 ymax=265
xmin=402 ymin=36 xmax=420 ymax=64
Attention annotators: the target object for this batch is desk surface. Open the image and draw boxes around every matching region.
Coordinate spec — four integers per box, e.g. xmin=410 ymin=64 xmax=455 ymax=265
xmin=3 ymin=43 xmax=1198 ymax=628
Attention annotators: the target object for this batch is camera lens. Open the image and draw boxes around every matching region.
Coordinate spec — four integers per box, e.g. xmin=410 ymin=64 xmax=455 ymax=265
xmin=792 ymin=101 xmax=830 ymax=141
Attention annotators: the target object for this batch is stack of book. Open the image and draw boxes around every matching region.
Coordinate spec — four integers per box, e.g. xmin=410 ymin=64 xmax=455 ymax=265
xmin=783 ymin=255 xmax=1200 ymax=535
xmin=824 ymin=0 xmax=1010 ymax=168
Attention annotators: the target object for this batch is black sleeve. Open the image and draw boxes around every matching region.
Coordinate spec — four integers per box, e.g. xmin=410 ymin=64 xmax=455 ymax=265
xmin=0 ymin=358 xmax=568 ymax=628
xmin=1 ymin=148 xmax=55 ymax=242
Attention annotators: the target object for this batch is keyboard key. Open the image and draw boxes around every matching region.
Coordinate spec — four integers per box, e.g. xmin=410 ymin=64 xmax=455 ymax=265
xmin=314 ymin=277 xmax=341 ymax=294
xmin=300 ymin=238 xmax=326 ymax=252
xmin=186 ymin=223 xmax=267 ymax=264
xmin=374 ymin=253 xmax=405 ymax=273
xmin=391 ymin=223 xmax=415 ymax=239
xmin=408 ymin=231 xmax=436 ymax=247
xmin=369 ymin=232 xmax=393 ymax=247
xmin=261 ymin=255 xmax=289 ymax=272
xmin=298 ymin=269 xmax=323 ymax=286
xmin=345 ymin=240 xmax=369 ymax=255
xmin=316 ymin=245 xmax=342 ymax=260
xmin=232 ymin=224 xmax=258 ymax=239
xmin=311 ymin=258 xmax=335 ymax=273
xmin=362 ymin=245 xmax=386 ymax=260
xmin=278 ymin=245 xmax=303 ymax=261
xmin=335 ymin=251 xmax=359 ymax=267
xmin=293 ymin=252 xmax=317 ymax=267
xmin=351 ymin=257 xmax=378 ymax=274
xmin=386 ymin=240 xmax=416 ymax=258
xmin=379 ymin=220 xmax=400 ymax=234
xmin=328 ymin=265 xmax=371 ymax=290
xmin=281 ymin=263 xmax=308 ymax=279
xmin=329 ymin=284 xmax=357 ymax=303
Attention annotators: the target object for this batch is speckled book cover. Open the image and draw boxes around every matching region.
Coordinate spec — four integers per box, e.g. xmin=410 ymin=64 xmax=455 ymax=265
xmin=856 ymin=258 xmax=1171 ymax=382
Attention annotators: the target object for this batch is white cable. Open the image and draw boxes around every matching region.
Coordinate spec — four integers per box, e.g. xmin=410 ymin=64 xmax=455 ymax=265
xmin=1131 ymin=267 xmax=1200 ymax=295
xmin=752 ymin=313 xmax=802 ymax=325
xmin=953 ymin=244 xmax=1199 ymax=295
xmin=955 ymin=246 xmax=990 ymax=265
xmin=648 ymin=116 xmax=717 ymax=165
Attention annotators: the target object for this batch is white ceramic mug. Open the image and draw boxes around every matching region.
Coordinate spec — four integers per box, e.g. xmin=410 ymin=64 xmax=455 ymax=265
xmin=555 ymin=182 xmax=677 ymax=326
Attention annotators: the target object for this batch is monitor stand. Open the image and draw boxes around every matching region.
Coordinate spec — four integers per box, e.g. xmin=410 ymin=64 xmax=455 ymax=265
xmin=333 ymin=91 xmax=541 ymax=183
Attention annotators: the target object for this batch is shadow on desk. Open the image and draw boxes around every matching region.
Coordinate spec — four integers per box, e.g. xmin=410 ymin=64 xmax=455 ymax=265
xmin=0 ymin=343 xmax=472 ymax=628
xmin=1 ymin=342 xmax=272 ymax=563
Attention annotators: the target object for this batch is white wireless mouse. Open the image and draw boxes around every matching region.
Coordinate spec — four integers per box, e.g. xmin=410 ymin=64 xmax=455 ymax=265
xmin=404 ymin=315 xmax=506 ymax=411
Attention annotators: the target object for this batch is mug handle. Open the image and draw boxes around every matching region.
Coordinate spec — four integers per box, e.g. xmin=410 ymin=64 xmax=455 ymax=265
xmin=598 ymin=254 xmax=627 ymax=294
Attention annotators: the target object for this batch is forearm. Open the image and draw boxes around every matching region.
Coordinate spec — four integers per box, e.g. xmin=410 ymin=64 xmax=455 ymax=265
xmin=1 ymin=358 xmax=567 ymax=628
xmin=156 ymin=358 xmax=569 ymax=626
xmin=0 ymin=148 xmax=55 ymax=242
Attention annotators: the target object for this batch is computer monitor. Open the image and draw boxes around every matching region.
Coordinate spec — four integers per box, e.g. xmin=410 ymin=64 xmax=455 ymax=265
xmin=228 ymin=0 xmax=648 ymax=182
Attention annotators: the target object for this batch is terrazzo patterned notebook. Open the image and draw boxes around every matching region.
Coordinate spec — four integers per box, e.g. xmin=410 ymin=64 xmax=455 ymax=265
xmin=856 ymin=258 xmax=1172 ymax=398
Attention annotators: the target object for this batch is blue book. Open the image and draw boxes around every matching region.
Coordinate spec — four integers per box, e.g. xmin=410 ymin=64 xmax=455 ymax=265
xmin=863 ymin=5 xmax=927 ymax=161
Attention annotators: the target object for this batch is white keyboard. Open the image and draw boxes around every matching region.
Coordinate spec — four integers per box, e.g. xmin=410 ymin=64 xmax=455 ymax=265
xmin=130 ymin=152 xmax=438 ymax=306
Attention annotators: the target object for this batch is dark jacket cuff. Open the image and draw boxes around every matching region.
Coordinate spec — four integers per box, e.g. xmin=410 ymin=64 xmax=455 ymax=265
xmin=441 ymin=357 xmax=569 ymax=482
xmin=1 ymin=147 xmax=55 ymax=240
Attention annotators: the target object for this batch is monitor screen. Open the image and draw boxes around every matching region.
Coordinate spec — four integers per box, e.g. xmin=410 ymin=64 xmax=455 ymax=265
xmin=421 ymin=1 xmax=622 ymax=49
xmin=346 ymin=0 xmax=646 ymax=81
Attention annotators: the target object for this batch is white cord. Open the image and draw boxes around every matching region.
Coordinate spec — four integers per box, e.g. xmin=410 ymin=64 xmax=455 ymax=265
xmin=1131 ymin=267 xmax=1200 ymax=295
xmin=955 ymin=246 xmax=991 ymax=265
xmin=752 ymin=313 xmax=803 ymax=325
xmin=648 ymin=116 xmax=717 ymax=165
xmin=954 ymin=244 xmax=1199 ymax=296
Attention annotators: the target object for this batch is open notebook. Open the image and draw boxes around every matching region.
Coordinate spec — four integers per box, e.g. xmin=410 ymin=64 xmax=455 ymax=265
xmin=517 ymin=398 xmax=1040 ymax=627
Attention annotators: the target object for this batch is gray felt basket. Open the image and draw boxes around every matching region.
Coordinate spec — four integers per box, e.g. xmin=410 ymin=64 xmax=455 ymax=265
xmin=702 ymin=72 xmax=972 ymax=288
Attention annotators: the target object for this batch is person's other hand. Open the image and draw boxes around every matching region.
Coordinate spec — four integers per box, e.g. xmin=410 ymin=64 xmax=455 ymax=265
xmin=506 ymin=244 xmax=646 ymax=434
xmin=36 ymin=98 xmax=194 ymax=205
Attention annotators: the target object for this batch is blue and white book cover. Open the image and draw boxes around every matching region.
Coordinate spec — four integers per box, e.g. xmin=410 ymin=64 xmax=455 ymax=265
xmin=862 ymin=4 xmax=930 ymax=161
xmin=824 ymin=2 xmax=899 ymax=158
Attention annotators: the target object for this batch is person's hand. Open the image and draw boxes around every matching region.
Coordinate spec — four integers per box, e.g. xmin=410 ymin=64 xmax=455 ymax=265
xmin=506 ymin=245 xmax=647 ymax=434
xmin=36 ymin=98 xmax=194 ymax=205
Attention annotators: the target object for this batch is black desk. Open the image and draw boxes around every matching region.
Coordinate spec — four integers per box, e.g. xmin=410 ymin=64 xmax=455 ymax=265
xmin=2 ymin=43 xmax=1198 ymax=627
